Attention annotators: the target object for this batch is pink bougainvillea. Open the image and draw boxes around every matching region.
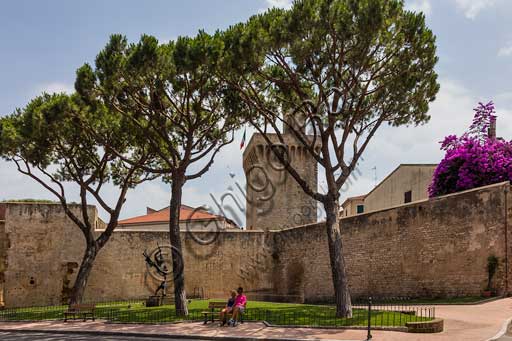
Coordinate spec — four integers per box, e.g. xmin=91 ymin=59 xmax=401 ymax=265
xmin=429 ymin=101 xmax=512 ymax=197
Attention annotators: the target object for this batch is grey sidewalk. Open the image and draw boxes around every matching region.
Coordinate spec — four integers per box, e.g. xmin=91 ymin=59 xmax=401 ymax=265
xmin=0 ymin=321 xmax=361 ymax=341
xmin=0 ymin=331 xmax=208 ymax=340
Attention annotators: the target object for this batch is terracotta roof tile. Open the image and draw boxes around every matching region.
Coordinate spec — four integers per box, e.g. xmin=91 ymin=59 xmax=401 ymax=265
xmin=118 ymin=205 xmax=222 ymax=226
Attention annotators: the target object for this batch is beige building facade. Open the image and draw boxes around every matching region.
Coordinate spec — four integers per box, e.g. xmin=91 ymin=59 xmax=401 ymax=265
xmin=340 ymin=195 xmax=365 ymax=217
xmin=341 ymin=164 xmax=437 ymax=217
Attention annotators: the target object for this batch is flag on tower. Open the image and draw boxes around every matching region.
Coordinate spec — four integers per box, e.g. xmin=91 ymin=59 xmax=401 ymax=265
xmin=240 ymin=127 xmax=247 ymax=150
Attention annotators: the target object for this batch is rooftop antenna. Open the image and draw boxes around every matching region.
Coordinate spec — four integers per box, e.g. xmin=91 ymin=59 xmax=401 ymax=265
xmin=372 ymin=166 xmax=377 ymax=187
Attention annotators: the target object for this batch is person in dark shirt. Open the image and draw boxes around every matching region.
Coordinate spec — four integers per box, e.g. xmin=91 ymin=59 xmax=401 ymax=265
xmin=219 ymin=290 xmax=237 ymax=326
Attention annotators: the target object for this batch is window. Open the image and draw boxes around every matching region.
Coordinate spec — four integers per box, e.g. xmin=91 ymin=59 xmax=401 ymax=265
xmin=356 ymin=205 xmax=364 ymax=214
xmin=404 ymin=190 xmax=412 ymax=203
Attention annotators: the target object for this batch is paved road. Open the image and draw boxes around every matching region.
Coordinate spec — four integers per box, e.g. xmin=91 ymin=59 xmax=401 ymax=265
xmin=0 ymin=331 xmax=209 ymax=340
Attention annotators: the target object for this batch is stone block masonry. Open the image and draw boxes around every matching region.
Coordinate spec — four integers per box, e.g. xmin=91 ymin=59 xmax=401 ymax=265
xmin=0 ymin=181 xmax=510 ymax=307
xmin=273 ymin=181 xmax=511 ymax=301
xmin=243 ymin=133 xmax=318 ymax=231
xmin=0 ymin=202 xmax=276 ymax=307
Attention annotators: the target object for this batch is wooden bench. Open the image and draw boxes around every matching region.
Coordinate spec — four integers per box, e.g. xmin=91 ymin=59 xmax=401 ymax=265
xmin=201 ymin=301 xmax=247 ymax=325
xmin=202 ymin=301 xmax=227 ymax=324
xmin=63 ymin=303 xmax=96 ymax=322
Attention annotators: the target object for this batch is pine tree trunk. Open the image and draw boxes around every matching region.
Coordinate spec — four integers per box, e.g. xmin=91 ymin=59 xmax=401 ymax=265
xmin=324 ymin=198 xmax=352 ymax=317
xmin=69 ymin=243 xmax=98 ymax=305
xmin=169 ymin=176 xmax=188 ymax=316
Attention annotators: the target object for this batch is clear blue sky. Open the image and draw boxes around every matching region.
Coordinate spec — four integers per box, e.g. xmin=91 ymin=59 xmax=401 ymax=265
xmin=1 ymin=0 xmax=512 ymax=225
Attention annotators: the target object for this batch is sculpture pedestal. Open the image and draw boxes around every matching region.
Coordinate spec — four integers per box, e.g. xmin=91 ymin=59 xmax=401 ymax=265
xmin=146 ymin=295 xmax=163 ymax=307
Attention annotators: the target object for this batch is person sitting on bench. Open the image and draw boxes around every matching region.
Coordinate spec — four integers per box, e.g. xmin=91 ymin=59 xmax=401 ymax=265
xmin=219 ymin=290 xmax=237 ymax=326
xmin=228 ymin=287 xmax=246 ymax=327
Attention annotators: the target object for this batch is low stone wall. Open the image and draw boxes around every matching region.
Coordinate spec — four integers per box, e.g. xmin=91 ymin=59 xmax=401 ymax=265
xmin=406 ymin=319 xmax=444 ymax=333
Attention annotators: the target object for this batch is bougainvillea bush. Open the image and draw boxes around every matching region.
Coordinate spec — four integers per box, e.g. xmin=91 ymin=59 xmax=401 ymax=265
xmin=429 ymin=101 xmax=512 ymax=197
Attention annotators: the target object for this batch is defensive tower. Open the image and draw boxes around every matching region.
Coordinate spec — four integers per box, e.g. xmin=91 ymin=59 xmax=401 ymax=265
xmin=243 ymin=120 xmax=318 ymax=231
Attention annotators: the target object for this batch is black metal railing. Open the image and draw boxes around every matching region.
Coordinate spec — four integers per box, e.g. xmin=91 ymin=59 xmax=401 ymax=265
xmin=0 ymin=296 xmax=435 ymax=338
xmin=0 ymin=298 xmax=147 ymax=322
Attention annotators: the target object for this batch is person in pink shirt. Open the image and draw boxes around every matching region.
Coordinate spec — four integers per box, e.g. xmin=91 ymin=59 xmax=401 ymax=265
xmin=228 ymin=287 xmax=246 ymax=326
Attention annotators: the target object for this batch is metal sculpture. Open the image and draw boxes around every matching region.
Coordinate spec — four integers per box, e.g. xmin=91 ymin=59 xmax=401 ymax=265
xmin=143 ymin=243 xmax=172 ymax=297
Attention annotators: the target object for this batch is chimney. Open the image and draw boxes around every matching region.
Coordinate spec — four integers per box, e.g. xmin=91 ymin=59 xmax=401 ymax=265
xmin=488 ymin=117 xmax=497 ymax=139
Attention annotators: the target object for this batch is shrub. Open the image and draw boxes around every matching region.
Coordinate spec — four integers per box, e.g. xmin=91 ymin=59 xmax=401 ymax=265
xmin=429 ymin=102 xmax=512 ymax=197
xmin=486 ymin=255 xmax=499 ymax=291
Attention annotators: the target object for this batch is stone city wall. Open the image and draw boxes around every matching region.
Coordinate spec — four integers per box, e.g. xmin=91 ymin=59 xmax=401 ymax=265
xmin=0 ymin=203 xmax=274 ymax=307
xmin=0 ymin=203 xmax=100 ymax=307
xmin=0 ymin=181 xmax=510 ymax=307
xmin=86 ymin=229 xmax=274 ymax=303
xmin=273 ymin=181 xmax=511 ymax=301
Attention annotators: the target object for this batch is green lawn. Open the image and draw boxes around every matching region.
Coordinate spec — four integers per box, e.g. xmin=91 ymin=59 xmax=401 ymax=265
xmin=0 ymin=299 xmax=433 ymax=327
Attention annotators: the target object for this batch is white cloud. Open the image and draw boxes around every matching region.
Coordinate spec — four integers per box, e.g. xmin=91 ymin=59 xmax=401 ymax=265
xmin=454 ymin=0 xmax=496 ymax=19
xmin=262 ymin=0 xmax=500 ymax=21
xmin=121 ymin=181 xmax=170 ymax=218
xmin=406 ymin=0 xmax=432 ymax=16
xmin=498 ymin=43 xmax=512 ymax=57
xmin=495 ymin=92 xmax=512 ymax=138
xmin=0 ymin=158 xmax=170 ymax=221
xmin=0 ymin=124 xmax=250 ymax=225
xmin=4 ymin=78 xmax=512 ymax=227
xmin=35 ymin=82 xmax=74 ymax=95
xmin=263 ymin=0 xmax=293 ymax=10
xmin=496 ymin=92 xmax=512 ymax=104
xmin=344 ymin=77 xmax=512 ymax=199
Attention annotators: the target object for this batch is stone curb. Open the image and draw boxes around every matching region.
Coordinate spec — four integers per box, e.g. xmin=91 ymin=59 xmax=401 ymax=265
xmin=0 ymin=327 xmax=355 ymax=341
xmin=486 ymin=316 xmax=512 ymax=341
xmin=262 ymin=320 xmax=406 ymax=333
xmin=404 ymin=296 xmax=503 ymax=306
